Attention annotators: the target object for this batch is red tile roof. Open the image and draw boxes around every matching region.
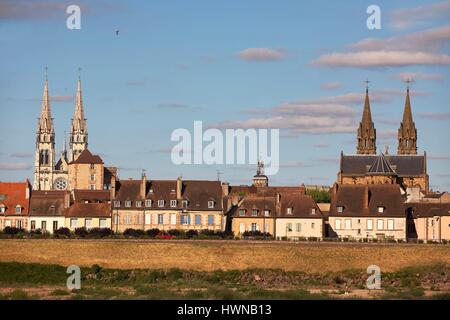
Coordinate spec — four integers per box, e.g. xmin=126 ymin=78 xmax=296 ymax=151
xmin=0 ymin=181 xmax=30 ymax=215
xmin=66 ymin=203 xmax=110 ymax=218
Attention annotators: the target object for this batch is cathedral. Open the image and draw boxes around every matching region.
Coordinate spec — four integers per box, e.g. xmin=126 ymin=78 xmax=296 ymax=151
xmin=33 ymin=73 xmax=114 ymax=191
xmin=337 ymin=85 xmax=429 ymax=193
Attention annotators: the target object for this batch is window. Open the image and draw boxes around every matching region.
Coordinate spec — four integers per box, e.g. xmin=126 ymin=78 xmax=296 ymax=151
xmin=287 ymin=223 xmax=292 ymax=232
xmin=311 ymin=208 xmax=316 ymax=215
xmin=335 ymin=219 xmax=341 ymax=230
xmin=90 ymin=174 xmax=95 ymax=181
xmin=70 ymin=218 xmax=78 ymax=228
xmin=30 ymin=220 xmax=36 ymax=230
xmin=145 ymin=199 xmax=152 ymax=207
xmin=158 ymin=214 xmax=164 ymax=225
xmin=158 ymin=200 xmax=165 ymax=207
xmin=311 ymin=222 xmax=315 ymax=229
xmin=114 ymin=214 xmax=119 ymax=225
xmin=5 ymin=220 xmax=11 ymax=227
xmin=296 ymin=223 xmax=301 ymax=232
xmin=170 ymin=214 xmax=176 ymax=225
xmin=136 ymin=215 xmax=142 ymax=225
xmin=114 ymin=201 xmax=120 ymax=208
xmin=90 ymin=163 xmax=95 ymax=169
xmin=264 ymin=210 xmax=270 ymax=217
xmin=53 ymin=221 xmax=58 ymax=231
xmin=251 ymin=209 xmax=258 ymax=217
xmin=99 ymin=219 xmax=107 ymax=228
xmin=367 ymin=219 xmax=373 ymax=230
xmin=239 ymin=223 xmax=245 ymax=234
xmin=134 ymin=201 xmax=141 ymax=208
xmin=377 ymin=219 xmax=384 ymax=231
xmin=378 ymin=207 xmax=384 ymax=213
xmin=125 ymin=215 xmax=131 ymax=224
xmin=239 ymin=209 xmax=246 ymax=216
xmin=287 ymin=207 xmax=293 ymax=215
xmin=182 ymin=200 xmax=188 ymax=208
xmin=15 ymin=206 xmax=22 ymax=214
xmin=345 ymin=219 xmax=351 ymax=230
xmin=195 ymin=215 xmax=201 ymax=226
xmin=125 ymin=201 xmax=132 ymax=208
xmin=85 ymin=219 xmax=92 ymax=229
xmin=208 ymin=201 xmax=215 ymax=209
xmin=0 ymin=205 xmax=5 ymax=213
xmin=388 ymin=219 xmax=394 ymax=230
xmin=208 ymin=215 xmax=214 ymax=226
xmin=90 ymin=184 xmax=95 ymax=190
xmin=337 ymin=206 xmax=344 ymax=213
xmin=357 ymin=219 xmax=361 ymax=224
xmin=251 ymin=223 xmax=258 ymax=232
xmin=145 ymin=214 xmax=151 ymax=225
xmin=264 ymin=223 xmax=269 ymax=233
xmin=16 ymin=220 xmax=23 ymax=229
xmin=180 ymin=214 xmax=189 ymax=225
xmin=170 ymin=200 xmax=177 ymax=208
xmin=357 ymin=229 xmax=361 ymax=235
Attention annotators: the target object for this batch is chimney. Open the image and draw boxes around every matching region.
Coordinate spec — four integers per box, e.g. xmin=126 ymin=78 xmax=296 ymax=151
xmin=364 ymin=185 xmax=369 ymax=209
xmin=276 ymin=193 xmax=281 ymax=205
xmin=110 ymin=173 xmax=116 ymax=199
xmin=222 ymin=182 xmax=229 ymax=197
xmin=140 ymin=171 xmax=147 ymax=199
xmin=176 ymin=177 xmax=182 ymax=199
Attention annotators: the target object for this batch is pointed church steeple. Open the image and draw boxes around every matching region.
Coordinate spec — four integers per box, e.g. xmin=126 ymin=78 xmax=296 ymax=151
xmin=69 ymin=70 xmax=88 ymax=162
xmin=357 ymin=83 xmax=377 ymax=155
xmin=398 ymin=84 xmax=417 ymax=155
xmin=33 ymin=68 xmax=56 ymax=190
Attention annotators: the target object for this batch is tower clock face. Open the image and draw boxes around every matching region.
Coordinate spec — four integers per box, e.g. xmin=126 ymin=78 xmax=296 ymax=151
xmin=54 ymin=178 xmax=68 ymax=190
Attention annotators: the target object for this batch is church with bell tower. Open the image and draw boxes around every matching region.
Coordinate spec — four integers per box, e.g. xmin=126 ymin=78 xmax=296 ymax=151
xmin=337 ymin=82 xmax=429 ymax=193
xmin=33 ymin=70 xmax=94 ymax=191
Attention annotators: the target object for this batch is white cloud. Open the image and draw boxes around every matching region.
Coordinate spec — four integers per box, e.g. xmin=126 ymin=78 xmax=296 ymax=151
xmin=392 ymin=72 xmax=444 ymax=82
xmin=10 ymin=152 xmax=33 ymax=158
xmin=320 ymin=82 xmax=342 ymax=90
xmin=348 ymin=25 xmax=450 ymax=52
xmin=237 ymin=48 xmax=286 ymax=61
xmin=0 ymin=163 xmax=31 ymax=170
xmin=418 ymin=112 xmax=450 ymax=120
xmin=311 ymin=50 xmax=450 ymax=68
xmin=389 ymin=1 xmax=450 ymax=29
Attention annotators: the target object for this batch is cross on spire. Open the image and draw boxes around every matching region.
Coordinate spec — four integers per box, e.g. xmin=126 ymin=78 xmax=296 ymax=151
xmin=44 ymin=66 xmax=48 ymax=82
xmin=78 ymin=67 xmax=82 ymax=80
xmin=364 ymin=79 xmax=370 ymax=92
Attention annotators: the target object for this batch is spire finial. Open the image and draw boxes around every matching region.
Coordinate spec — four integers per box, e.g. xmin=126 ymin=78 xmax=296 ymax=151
xmin=44 ymin=66 xmax=48 ymax=82
xmin=364 ymin=79 xmax=370 ymax=93
xmin=405 ymin=78 xmax=413 ymax=93
xmin=78 ymin=67 xmax=82 ymax=81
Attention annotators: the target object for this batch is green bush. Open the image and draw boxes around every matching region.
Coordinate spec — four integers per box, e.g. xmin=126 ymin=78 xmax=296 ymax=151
xmin=306 ymin=189 xmax=331 ymax=203
xmin=54 ymin=227 xmax=71 ymax=237
xmin=3 ymin=226 xmax=24 ymax=235
xmin=88 ymin=228 xmax=113 ymax=237
xmin=145 ymin=228 xmax=160 ymax=238
xmin=74 ymin=227 xmax=89 ymax=237
xmin=123 ymin=228 xmax=145 ymax=237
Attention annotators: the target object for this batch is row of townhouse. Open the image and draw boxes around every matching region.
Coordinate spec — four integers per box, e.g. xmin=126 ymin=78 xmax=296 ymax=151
xmin=1 ymin=176 xmax=450 ymax=242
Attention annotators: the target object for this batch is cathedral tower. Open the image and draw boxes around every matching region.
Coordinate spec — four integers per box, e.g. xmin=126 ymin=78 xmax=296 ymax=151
xmin=69 ymin=75 xmax=88 ymax=162
xmin=398 ymin=86 xmax=417 ymax=155
xmin=33 ymin=73 xmax=56 ymax=190
xmin=356 ymin=87 xmax=377 ymax=155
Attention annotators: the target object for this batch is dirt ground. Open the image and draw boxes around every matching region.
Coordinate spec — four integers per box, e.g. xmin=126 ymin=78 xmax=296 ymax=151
xmin=1 ymin=239 xmax=449 ymax=273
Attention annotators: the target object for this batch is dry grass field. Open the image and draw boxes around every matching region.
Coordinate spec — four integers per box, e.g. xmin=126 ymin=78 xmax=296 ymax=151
xmin=1 ymin=239 xmax=449 ymax=273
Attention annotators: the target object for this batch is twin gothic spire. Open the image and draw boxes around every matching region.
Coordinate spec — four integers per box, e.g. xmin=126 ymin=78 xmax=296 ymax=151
xmin=356 ymin=84 xmax=417 ymax=155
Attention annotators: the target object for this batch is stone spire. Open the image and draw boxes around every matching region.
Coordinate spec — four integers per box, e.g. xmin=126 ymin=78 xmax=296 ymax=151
xmin=357 ymin=85 xmax=377 ymax=155
xmin=37 ymin=72 xmax=54 ymax=133
xmin=69 ymin=71 xmax=88 ymax=162
xmin=398 ymin=86 xmax=417 ymax=155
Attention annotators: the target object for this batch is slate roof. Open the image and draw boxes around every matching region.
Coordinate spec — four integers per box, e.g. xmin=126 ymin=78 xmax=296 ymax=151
xmin=340 ymin=154 xmax=426 ymax=176
xmin=330 ymin=184 xmax=406 ymax=217
xmin=70 ymin=149 xmax=103 ymax=164
xmin=72 ymin=190 xmax=111 ymax=203
xmin=29 ymin=190 xmax=67 ymax=217
xmin=405 ymin=202 xmax=450 ymax=218
xmin=278 ymin=194 xmax=323 ymax=218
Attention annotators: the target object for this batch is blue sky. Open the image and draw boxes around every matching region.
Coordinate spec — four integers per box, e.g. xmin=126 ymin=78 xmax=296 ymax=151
xmin=0 ymin=0 xmax=449 ymax=190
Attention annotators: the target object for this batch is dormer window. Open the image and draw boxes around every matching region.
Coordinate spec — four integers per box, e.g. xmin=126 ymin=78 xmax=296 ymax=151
xmin=264 ymin=210 xmax=270 ymax=217
xmin=170 ymin=200 xmax=177 ymax=208
xmin=0 ymin=204 xmax=6 ymax=213
xmin=208 ymin=201 xmax=215 ymax=209
xmin=136 ymin=201 xmax=142 ymax=208
xmin=90 ymin=164 xmax=95 ymax=169
xmin=251 ymin=209 xmax=258 ymax=216
xmin=125 ymin=201 xmax=132 ymax=208
xmin=378 ymin=207 xmax=384 ymax=213
xmin=145 ymin=199 xmax=152 ymax=207
xmin=337 ymin=206 xmax=344 ymax=213
xmin=114 ymin=201 xmax=120 ymax=207
xmin=311 ymin=208 xmax=316 ymax=215
xmin=15 ymin=205 xmax=22 ymax=214
xmin=182 ymin=200 xmax=188 ymax=208
xmin=158 ymin=200 xmax=165 ymax=207
xmin=239 ymin=209 xmax=246 ymax=216
xmin=287 ymin=207 xmax=293 ymax=215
